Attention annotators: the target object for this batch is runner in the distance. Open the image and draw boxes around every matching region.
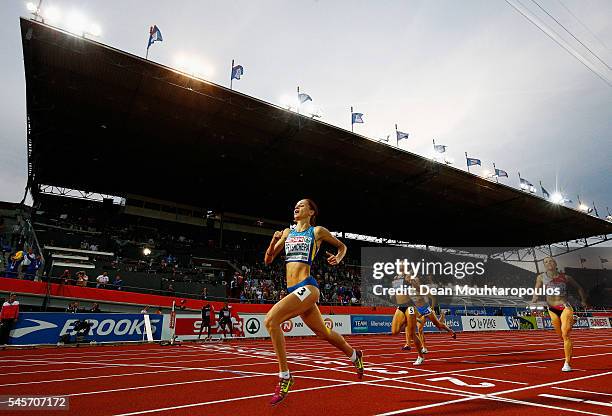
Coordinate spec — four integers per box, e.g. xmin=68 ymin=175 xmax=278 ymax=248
xmin=390 ymin=266 xmax=425 ymax=365
xmin=531 ymin=256 xmax=588 ymax=372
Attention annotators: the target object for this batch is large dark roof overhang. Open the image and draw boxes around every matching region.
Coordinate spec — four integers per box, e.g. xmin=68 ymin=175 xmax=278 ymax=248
xmin=20 ymin=17 xmax=612 ymax=247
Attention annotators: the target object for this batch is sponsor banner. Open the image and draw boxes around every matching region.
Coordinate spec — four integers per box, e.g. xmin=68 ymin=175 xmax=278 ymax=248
xmin=350 ymin=315 xmax=463 ymax=334
xmin=421 ymin=316 xmax=463 ymax=332
xmin=241 ymin=314 xmax=351 ymax=338
xmin=351 ymin=315 xmax=393 ymax=334
xmin=573 ymin=317 xmax=590 ymax=329
xmin=168 ymin=313 xmax=244 ymax=340
xmin=169 ymin=313 xmax=352 ymax=339
xmin=514 ymin=316 xmax=538 ymax=330
xmin=8 ymin=313 xmax=164 ymax=345
xmin=588 ymin=317 xmax=611 ymax=329
xmin=461 ymin=316 xmax=515 ymax=332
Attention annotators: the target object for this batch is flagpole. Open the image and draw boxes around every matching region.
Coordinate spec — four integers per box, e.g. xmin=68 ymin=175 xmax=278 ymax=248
xmin=351 ymin=106 xmax=354 ymax=133
xmin=395 ymin=124 xmax=398 ymax=147
xmin=145 ymin=47 xmax=149 ymax=60
xmin=230 ymin=59 xmax=234 ymax=90
xmin=493 ymin=163 xmax=498 ymax=183
xmin=297 ymin=86 xmax=301 ymax=130
xmin=465 ymin=152 xmax=470 ymax=173
xmin=593 ymin=201 xmax=598 ymax=217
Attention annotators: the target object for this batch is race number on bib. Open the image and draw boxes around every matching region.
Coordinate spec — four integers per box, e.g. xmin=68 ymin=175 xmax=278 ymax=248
xmin=408 ymin=307 xmax=415 ymax=315
xmin=292 ymin=286 xmax=311 ymax=301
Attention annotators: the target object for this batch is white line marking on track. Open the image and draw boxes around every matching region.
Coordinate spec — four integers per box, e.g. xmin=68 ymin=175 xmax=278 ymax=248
xmin=539 ymin=393 xmax=612 ymax=408
xmin=553 ymin=387 xmax=612 ymax=397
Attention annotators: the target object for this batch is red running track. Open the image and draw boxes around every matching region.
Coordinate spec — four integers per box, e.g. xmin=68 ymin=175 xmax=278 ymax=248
xmin=0 ymin=329 xmax=610 ymax=415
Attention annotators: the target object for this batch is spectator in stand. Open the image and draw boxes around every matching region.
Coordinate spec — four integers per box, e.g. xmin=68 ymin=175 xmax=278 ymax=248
xmin=89 ymin=303 xmax=101 ymax=313
xmin=0 ymin=293 xmax=19 ymax=345
xmin=155 ymin=307 xmax=163 ymax=314
xmin=5 ymin=249 xmax=24 ymax=278
xmin=96 ymin=272 xmax=109 ymax=289
xmin=199 ymin=287 xmax=208 ymax=300
xmin=10 ymin=223 xmax=21 ymax=248
xmin=141 ymin=305 xmax=150 ymax=314
xmin=166 ymin=284 xmax=175 ymax=297
xmin=23 ymin=249 xmax=41 ymax=281
xmin=113 ymin=275 xmax=123 ymax=290
xmin=59 ymin=269 xmax=73 ymax=285
xmin=76 ymin=271 xmax=89 ymax=287
xmin=66 ymin=301 xmax=80 ymax=313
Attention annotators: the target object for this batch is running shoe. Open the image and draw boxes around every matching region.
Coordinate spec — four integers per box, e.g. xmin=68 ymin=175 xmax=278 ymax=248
xmin=421 ymin=348 xmax=428 ymax=354
xmin=401 ymin=344 xmax=411 ymax=351
xmin=353 ymin=349 xmax=364 ymax=379
xmin=414 ymin=356 xmax=424 ymax=366
xmin=561 ymin=362 xmax=572 ymax=372
xmin=270 ymin=376 xmax=294 ymax=405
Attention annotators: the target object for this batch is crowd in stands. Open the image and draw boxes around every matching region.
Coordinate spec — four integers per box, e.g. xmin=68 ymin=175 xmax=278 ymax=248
xmin=2 ymin=200 xmax=611 ymax=310
xmin=225 ymin=248 xmax=362 ymax=305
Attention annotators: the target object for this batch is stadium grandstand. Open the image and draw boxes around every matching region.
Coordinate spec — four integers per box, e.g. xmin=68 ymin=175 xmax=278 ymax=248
xmin=0 ymin=15 xmax=610 ymax=416
xmin=3 ymin=17 xmax=609 ymax=312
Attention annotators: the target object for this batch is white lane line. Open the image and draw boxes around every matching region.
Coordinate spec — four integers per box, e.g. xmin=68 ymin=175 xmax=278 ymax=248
xmin=553 ymin=387 xmax=612 ymax=397
xmin=374 ymin=370 xmax=612 ymax=416
xmin=450 ymin=373 xmax=528 ymax=385
xmin=540 ymin=393 xmax=612 ymax=408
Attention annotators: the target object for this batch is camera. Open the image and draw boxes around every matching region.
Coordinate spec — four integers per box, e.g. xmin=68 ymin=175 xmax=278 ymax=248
xmin=58 ymin=319 xmax=93 ymax=344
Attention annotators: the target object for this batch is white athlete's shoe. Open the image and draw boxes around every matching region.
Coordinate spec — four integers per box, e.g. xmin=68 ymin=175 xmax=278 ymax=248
xmin=562 ymin=362 xmax=572 ymax=372
xmin=414 ymin=356 xmax=424 ymax=366
xmin=421 ymin=348 xmax=428 ymax=354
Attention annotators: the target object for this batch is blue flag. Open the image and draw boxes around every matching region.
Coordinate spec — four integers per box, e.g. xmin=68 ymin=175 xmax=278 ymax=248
xmin=231 ymin=64 xmax=244 ymax=80
xmin=466 ymin=157 xmax=481 ymax=167
xmin=352 ymin=112 xmax=364 ymax=124
xmin=147 ymin=25 xmax=163 ymax=49
xmin=434 ymin=144 xmax=447 ymax=153
xmin=495 ymin=168 xmax=508 ymax=178
xmin=396 ymin=131 xmax=409 ymax=141
xmin=298 ymin=93 xmax=312 ymax=104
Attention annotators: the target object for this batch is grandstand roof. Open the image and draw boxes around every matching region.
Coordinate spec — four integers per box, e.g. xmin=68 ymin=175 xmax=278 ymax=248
xmin=20 ymin=18 xmax=612 ymax=247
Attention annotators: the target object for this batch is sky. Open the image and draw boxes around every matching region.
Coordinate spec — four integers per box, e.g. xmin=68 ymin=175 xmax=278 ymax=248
xmin=0 ymin=0 xmax=611 ymax=213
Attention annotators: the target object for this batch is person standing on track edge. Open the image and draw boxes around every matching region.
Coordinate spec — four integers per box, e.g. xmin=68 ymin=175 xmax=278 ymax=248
xmin=0 ymin=293 xmax=19 ymax=345
xmin=218 ymin=302 xmax=232 ymax=338
xmin=263 ymin=199 xmax=364 ymax=405
xmin=198 ymin=302 xmax=214 ymax=340
xmin=531 ymin=256 xmax=588 ymax=372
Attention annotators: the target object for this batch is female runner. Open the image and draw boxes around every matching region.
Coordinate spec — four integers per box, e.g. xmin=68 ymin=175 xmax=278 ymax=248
xmin=409 ymin=274 xmax=456 ymax=344
xmin=531 ymin=256 xmax=587 ymax=372
xmin=413 ymin=308 xmax=447 ymax=354
xmin=263 ymin=199 xmax=364 ymax=405
xmin=391 ymin=266 xmax=425 ymax=365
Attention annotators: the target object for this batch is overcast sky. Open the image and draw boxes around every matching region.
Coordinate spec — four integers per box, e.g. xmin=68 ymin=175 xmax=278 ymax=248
xmin=1 ymin=0 xmax=610 ymax=212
